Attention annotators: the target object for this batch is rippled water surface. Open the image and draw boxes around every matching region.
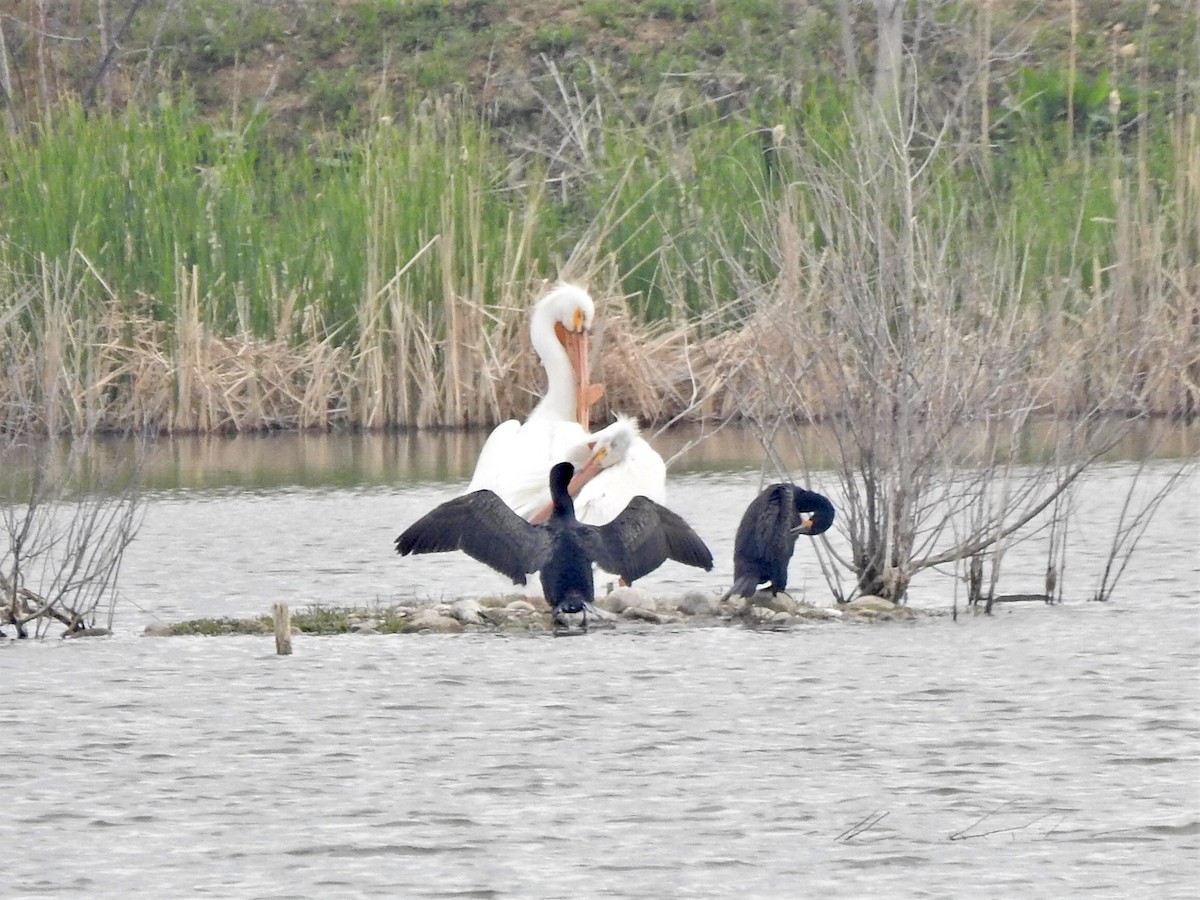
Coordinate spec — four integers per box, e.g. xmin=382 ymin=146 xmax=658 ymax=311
xmin=2 ymin=435 xmax=1198 ymax=898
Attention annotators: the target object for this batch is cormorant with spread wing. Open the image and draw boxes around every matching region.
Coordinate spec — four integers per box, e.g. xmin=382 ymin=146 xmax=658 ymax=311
xmin=721 ymin=483 xmax=835 ymax=601
xmin=397 ymin=461 xmax=714 ymax=628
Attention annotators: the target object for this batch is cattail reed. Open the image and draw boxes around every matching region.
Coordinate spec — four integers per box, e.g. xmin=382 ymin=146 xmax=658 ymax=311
xmin=0 ymin=86 xmax=1195 ymax=437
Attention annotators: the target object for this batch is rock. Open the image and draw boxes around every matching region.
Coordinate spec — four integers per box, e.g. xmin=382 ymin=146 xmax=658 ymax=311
xmin=349 ymin=619 xmax=379 ymax=634
xmin=505 ymin=599 xmax=539 ymax=614
xmin=499 ymin=600 xmax=544 ymax=628
xmin=794 ymin=605 xmax=840 ymax=621
xmin=742 ymin=606 xmax=777 ymax=626
xmin=143 ymin=624 xmax=174 ymax=637
xmin=63 ymin=627 xmax=112 ymax=639
xmin=448 ymin=599 xmax=487 ymax=625
xmin=524 ymin=595 xmax=552 ymax=613
xmin=676 ymin=592 xmax=719 ymax=617
xmin=845 ymin=595 xmax=896 ymax=613
xmin=402 ymin=609 xmax=463 ymax=633
xmin=748 ymin=590 xmax=798 ymax=615
xmin=596 ymin=586 xmax=656 ymax=615
xmin=478 ymin=595 xmax=516 ymax=609
xmin=719 ymin=595 xmax=748 ymax=617
xmin=622 ymin=606 xmax=663 ymax=624
xmin=843 ymin=607 xmax=879 ymax=622
xmin=477 ymin=606 xmax=510 ymax=626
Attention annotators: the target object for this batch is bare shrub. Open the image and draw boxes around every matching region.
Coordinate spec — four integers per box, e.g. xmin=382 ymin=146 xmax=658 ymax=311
xmin=703 ymin=93 xmax=1196 ymax=604
xmin=1 ymin=436 xmax=143 ymax=638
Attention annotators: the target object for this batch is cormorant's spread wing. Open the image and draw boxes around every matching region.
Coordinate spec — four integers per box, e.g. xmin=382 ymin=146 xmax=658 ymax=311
xmin=395 ymin=490 xmax=552 ymax=584
xmin=583 ymin=496 xmax=713 ymax=584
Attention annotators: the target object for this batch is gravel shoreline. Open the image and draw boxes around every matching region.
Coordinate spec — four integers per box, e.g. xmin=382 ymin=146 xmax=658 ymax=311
xmin=329 ymin=588 xmax=936 ymax=635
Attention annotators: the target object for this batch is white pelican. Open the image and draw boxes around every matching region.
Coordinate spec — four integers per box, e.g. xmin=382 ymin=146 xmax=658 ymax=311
xmin=466 ymin=283 xmax=602 ymax=517
xmin=530 ymin=414 xmax=667 ymax=526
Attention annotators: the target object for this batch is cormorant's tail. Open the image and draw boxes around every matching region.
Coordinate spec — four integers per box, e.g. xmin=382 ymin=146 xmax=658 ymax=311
xmin=721 ymin=575 xmax=759 ymax=602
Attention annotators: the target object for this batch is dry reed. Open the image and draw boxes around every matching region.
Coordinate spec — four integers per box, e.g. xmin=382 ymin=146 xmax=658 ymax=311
xmin=1 ymin=254 xmax=1195 ymax=438
xmin=2 ymin=102 xmax=1197 ymax=438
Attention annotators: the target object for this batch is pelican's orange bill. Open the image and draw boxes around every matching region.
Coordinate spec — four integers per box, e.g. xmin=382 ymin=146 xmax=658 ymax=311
xmin=554 ymin=321 xmax=591 ymax=430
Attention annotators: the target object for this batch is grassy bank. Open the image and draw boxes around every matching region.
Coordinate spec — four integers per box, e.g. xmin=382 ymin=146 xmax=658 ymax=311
xmin=0 ymin=2 xmax=1196 ymax=435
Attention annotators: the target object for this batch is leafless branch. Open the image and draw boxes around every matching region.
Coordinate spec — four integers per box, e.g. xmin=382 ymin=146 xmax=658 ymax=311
xmin=950 ymin=801 xmax=1056 ymax=841
xmin=82 ymin=0 xmax=148 ymax=110
xmin=2 ymin=435 xmax=144 ymax=637
xmin=836 ymin=809 xmax=890 ymax=842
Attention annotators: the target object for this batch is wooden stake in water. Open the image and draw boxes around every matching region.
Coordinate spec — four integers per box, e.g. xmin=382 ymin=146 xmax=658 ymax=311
xmin=272 ymin=603 xmax=292 ymax=655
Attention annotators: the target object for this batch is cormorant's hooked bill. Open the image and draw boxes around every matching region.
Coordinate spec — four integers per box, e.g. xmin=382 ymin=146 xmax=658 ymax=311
xmin=721 ymin=483 xmax=834 ymax=601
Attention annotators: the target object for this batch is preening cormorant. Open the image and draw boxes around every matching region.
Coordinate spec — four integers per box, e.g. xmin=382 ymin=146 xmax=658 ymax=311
xmin=721 ymin=483 xmax=835 ymax=601
xmin=397 ymin=461 xmax=714 ymax=628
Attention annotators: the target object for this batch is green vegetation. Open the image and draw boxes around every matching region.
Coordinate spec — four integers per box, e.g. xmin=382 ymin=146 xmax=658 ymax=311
xmin=0 ymin=1 xmax=1196 ymax=434
xmin=159 ymin=604 xmax=413 ymax=635
xmin=161 ymin=616 xmax=275 ymax=636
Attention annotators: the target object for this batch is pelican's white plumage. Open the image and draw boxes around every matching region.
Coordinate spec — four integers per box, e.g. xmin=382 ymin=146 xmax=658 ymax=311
xmin=466 ymin=284 xmax=596 ymax=518
xmin=570 ymin=415 xmax=666 ymax=525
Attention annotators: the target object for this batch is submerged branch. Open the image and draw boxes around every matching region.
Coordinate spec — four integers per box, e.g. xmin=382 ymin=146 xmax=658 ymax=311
xmin=913 ymin=436 xmax=1117 ymax=571
xmin=836 ymin=810 xmax=890 ymax=842
xmin=949 ymin=801 xmax=1057 ymax=841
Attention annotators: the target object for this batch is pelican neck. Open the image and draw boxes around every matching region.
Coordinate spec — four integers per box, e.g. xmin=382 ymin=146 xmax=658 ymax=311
xmin=527 ymin=302 xmax=578 ymax=423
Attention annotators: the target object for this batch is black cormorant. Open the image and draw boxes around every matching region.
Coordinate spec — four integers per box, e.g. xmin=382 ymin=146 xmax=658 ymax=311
xmin=721 ymin=483 xmax=835 ymax=601
xmin=397 ymin=461 xmax=714 ymax=628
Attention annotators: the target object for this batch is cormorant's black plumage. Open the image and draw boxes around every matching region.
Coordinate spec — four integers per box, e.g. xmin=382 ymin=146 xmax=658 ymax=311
xmin=721 ymin=484 xmax=834 ymax=601
xmin=396 ymin=462 xmax=714 ymax=626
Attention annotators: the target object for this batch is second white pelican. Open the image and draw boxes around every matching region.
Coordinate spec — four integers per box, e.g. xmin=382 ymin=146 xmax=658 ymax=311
xmin=530 ymin=414 xmax=667 ymax=526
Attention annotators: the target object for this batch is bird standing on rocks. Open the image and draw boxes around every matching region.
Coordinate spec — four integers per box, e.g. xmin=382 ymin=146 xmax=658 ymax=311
xmin=722 ymin=483 xmax=835 ymax=602
xmin=397 ymin=461 xmax=714 ymax=630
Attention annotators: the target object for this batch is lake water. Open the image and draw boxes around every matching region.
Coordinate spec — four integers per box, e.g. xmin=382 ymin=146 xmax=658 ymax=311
xmin=2 ymin=429 xmax=1198 ymax=898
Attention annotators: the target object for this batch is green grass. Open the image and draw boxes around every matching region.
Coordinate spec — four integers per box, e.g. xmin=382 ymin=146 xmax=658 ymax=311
xmin=162 ymin=616 xmax=275 ymax=636
xmin=0 ymin=1 xmax=1195 ymax=432
xmin=0 ymin=83 xmax=786 ymax=341
xmin=0 ymin=73 xmax=1188 ymax=343
xmin=159 ymin=604 xmax=415 ymax=635
xmin=0 ymin=94 xmax=518 ymax=339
